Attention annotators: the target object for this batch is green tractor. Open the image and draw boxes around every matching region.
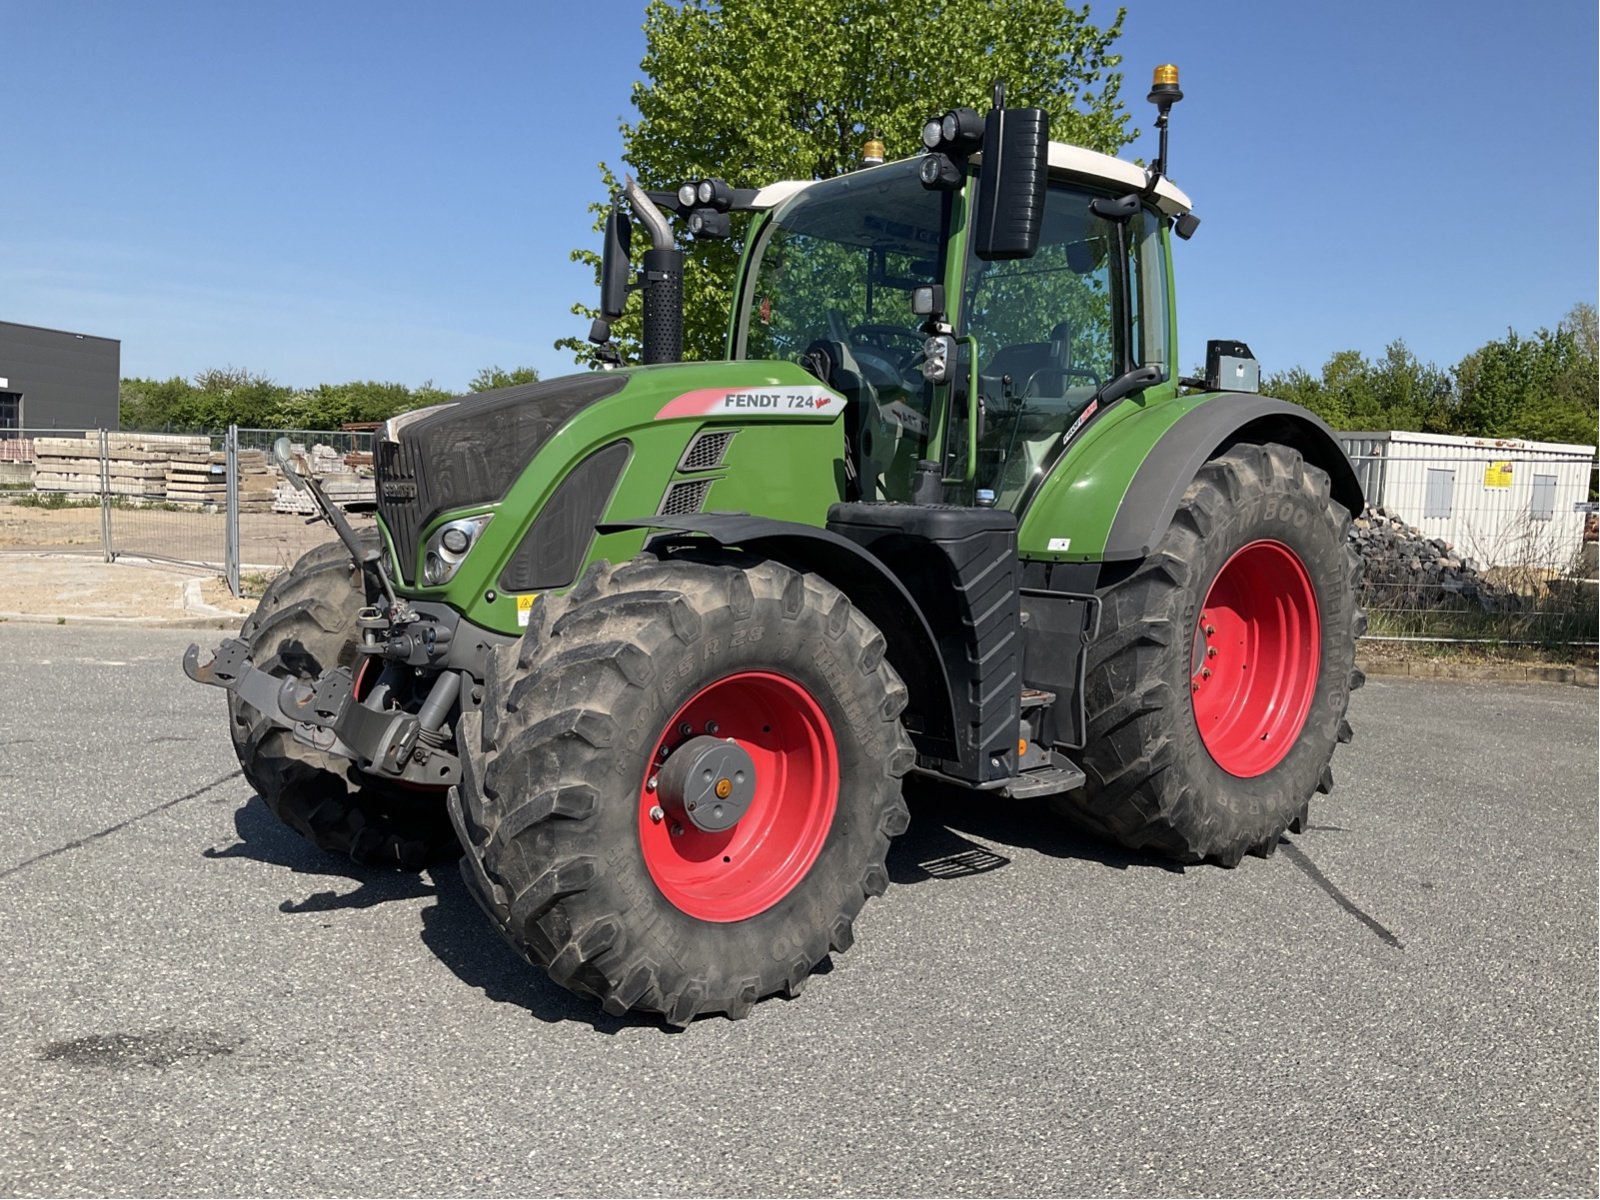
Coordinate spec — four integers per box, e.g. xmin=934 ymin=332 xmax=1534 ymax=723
xmin=187 ymin=68 xmax=1363 ymax=1025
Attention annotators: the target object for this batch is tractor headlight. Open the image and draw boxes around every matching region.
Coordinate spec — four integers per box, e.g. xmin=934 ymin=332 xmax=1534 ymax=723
xmin=421 ymin=514 xmax=493 ymax=587
xmin=921 ymin=334 xmax=954 ymax=383
xmin=677 ymin=182 xmax=698 ymax=209
xmin=921 ymin=117 xmax=943 ymax=150
xmin=919 ymin=152 xmax=962 ymax=191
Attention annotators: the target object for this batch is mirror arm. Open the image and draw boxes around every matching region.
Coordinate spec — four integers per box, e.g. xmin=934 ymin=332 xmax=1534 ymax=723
xmin=624 ymin=176 xmax=674 ymax=250
xmin=270 ymin=438 xmax=383 ymax=578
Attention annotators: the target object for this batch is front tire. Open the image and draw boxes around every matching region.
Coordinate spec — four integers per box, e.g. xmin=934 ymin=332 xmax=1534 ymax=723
xmin=1056 ymin=442 xmax=1365 ymax=865
xmin=229 ymin=536 xmax=457 ymax=869
xmin=450 ymin=552 xmax=913 ymax=1025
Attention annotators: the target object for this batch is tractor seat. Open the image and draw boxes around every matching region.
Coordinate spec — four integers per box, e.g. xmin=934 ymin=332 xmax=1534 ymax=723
xmin=980 ymin=342 xmax=1053 ymax=400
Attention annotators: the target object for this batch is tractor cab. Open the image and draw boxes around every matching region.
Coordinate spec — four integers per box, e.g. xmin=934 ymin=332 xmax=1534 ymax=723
xmin=597 ymin=80 xmax=1198 ymax=514
xmin=728 ymin=150 xmax=1184 ymax=510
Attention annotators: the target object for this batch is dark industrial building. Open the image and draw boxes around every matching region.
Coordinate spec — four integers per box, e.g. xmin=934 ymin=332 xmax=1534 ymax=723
xmin=0 ymin=321 xmax=121 ymax=433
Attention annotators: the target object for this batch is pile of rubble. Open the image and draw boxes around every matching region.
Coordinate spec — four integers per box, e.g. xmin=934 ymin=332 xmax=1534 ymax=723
xmin=1348 ymin=506 xmax=1517 ymax=612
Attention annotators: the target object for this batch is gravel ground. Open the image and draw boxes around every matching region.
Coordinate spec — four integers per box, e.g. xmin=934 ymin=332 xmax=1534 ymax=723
xmin=0 ymin=625 xmax=1594 ymax=1197
xmin=0 ymin=500 xmax=362 ymax=569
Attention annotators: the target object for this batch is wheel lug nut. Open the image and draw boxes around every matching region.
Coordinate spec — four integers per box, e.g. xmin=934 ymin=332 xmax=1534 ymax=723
xmin=648 ymin=805 xmax=664 ymax=823
xmin=1207 ymin=646 xmax=1218 ymax=658
xmin=1205 ymin=624 xmax=1216 ymax=636
xmin=706 ymin=720 xmax=719 ymax=734
xmin=646 ymin=776 xmax=658 ymax=792
xmin=670 ymin=823 xmax=684 ymax=837
xmin=657 ymin=745 xmax=670 ymax=760
xmin=679 ymin=722 xmax=692 ymax=736
xmin=1201 ymin=667 xmax=1212 ymax=679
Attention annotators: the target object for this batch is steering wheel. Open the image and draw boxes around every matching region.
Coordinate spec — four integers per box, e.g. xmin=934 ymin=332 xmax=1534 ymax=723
xmin=849 ymin=323 xmax=928 ymax=375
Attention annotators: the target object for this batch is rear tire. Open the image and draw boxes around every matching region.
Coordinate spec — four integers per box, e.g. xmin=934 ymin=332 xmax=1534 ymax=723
xmin=230 ymin=536 xmax=457 ymax=869
xmin=450 ymin=552 xmax=913 ymax=1025
xmin=1055 ymin=442 xmax=1365 ymax=865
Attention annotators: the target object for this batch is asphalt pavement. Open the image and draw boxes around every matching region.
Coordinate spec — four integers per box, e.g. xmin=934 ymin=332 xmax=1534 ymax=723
xmin=0 ymin=624 xmax=1594 ymax=1197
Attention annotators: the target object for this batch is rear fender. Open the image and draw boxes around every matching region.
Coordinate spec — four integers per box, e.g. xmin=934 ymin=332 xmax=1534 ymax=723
xmin=1020 ymin=393 xmax=1362 ymax=562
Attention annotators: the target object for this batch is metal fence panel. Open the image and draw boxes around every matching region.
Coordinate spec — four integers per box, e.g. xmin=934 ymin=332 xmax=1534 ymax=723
xmin=0 ymin=425 xmax=376 ymax=592
xmin=1347 ymin=449 xmax=1598 ymax=644
xmin=234 ymin=428 xmax=376 ymax=593
xmin=0 ymin=426 xmax=110 ymax=557
xmin=105 ymin=430 xmax=229 ymax=570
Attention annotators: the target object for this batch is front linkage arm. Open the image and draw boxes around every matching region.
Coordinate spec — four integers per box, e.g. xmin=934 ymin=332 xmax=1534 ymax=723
xmin=183 ymin=639 xmax=463 ymax=787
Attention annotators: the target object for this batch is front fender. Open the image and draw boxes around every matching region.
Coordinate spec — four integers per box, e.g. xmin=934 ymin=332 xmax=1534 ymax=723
xmin=598 ymin=513 xmax=961 ymax=760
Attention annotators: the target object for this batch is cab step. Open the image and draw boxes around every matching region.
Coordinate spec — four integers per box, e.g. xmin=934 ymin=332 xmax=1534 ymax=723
xmin=998 ymin=761 xmax=1086 ymax=799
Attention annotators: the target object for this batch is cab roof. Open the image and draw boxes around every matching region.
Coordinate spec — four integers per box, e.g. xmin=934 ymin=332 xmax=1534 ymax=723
xmin=750 ymin=141 xmax=1192 ymax=217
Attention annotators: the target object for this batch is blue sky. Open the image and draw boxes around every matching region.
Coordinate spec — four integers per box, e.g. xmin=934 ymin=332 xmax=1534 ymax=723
xmin=3 ymin=1 xmax=1595 ymax=390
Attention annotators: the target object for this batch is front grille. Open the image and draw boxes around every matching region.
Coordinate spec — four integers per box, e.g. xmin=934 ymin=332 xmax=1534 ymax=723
xmin=375 ymin=438 xmax=423 ymax=581
xmin=679 ymin=429 xmax=735 ymax=472
xmin=499 ymin=441 xmax=631 ymax=593
xmin=658 ymin=478 xmax=713 ymax=516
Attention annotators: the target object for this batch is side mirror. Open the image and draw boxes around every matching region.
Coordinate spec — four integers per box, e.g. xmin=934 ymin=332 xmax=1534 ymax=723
xmin=973 ymin=102 xmax=1049 ymax=261
xmin=1205 ymin=340 xmax=1260 ymax=393
xmin=273 ymin=436 xmax=307 ymax=492
xmin=600 ymin=205 xmax=633 ymax=320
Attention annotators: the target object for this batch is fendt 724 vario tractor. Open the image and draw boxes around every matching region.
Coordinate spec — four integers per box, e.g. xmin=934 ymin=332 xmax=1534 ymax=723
xmin=187 ymin=68 xmax=1364 ymax=1025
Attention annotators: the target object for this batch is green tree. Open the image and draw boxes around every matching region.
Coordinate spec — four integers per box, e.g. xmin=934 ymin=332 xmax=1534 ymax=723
xmin=559 ymin=0 xmax=1134 ymax=366
xmin=118 ymin=375 xmax=197 ymax=430
xmin=1452 ymin=309 xmax=1597 ymax=443
xmin=468 ymin=365 xmax=541 ymax=392
xmin=1260 ymin=364 xmax=1339 ymax=427
xmin=1262 ymin=341 xmax=1451 ymax=433
xmin=120 ymin=370 xmax=458 ymax=432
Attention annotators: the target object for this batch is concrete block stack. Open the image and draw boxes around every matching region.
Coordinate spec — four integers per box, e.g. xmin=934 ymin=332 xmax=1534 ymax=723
xmin=271 ymin=442 xmax=376 ymax=514
xmin=32 ymin=434 xmax=204 ymax=498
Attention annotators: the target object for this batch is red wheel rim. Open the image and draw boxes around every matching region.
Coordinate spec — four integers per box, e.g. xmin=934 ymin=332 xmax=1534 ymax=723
xmin=638 ymin=671 xmax=838 ymax=922
xmin=1191 ymin=539 xmax=1321 ymax=777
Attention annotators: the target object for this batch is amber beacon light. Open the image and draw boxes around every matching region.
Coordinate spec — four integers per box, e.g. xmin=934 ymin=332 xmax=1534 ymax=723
xmin=1149 ymin=63 xmax=1182 ymax=104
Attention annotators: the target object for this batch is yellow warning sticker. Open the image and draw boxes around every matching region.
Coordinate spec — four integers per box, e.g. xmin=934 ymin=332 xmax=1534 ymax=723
xmin=516 ymin=594 xmax=538 ymax=627
xmin=1484 ymin=461 xmax=1514 ymax=489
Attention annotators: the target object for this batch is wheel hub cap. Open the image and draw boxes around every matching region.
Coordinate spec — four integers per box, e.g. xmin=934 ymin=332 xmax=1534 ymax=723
xmin=638 ymin=671 xmax=839 ymax=923
xmin=656 ymin=735 xmax=756 ymax=833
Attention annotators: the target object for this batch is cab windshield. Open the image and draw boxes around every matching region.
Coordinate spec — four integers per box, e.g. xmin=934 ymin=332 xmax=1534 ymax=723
xmin=963 ymin=184 xmax=1169 ymax=509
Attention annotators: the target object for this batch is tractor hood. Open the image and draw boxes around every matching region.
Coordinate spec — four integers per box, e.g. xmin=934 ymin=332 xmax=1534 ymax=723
xmin=375 ymin=373 xmax=630 ymax=584
xmin=374 ymin=361 xmax=850 ymax=587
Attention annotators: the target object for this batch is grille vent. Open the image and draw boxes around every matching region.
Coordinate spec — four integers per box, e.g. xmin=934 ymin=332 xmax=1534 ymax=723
xmin=658 ymin=477 xmax=713 ymax=516
xmin=679 ymin=429 xmax=736 ymax=472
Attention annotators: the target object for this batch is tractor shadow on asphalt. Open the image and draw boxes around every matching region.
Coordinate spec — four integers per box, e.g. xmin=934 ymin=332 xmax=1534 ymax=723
xmin=415 ymin=865 xmax=667 ymax=1034
xmin=889 ymin=778 xmax=1183 ymax=883
xmin=208 ymin=784 xmax=1176 ymax=1034
xmin=205 ymin=794 xmax=662 ymax=1033
xmin=203 ymin=795 xmax=439 ymax=912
